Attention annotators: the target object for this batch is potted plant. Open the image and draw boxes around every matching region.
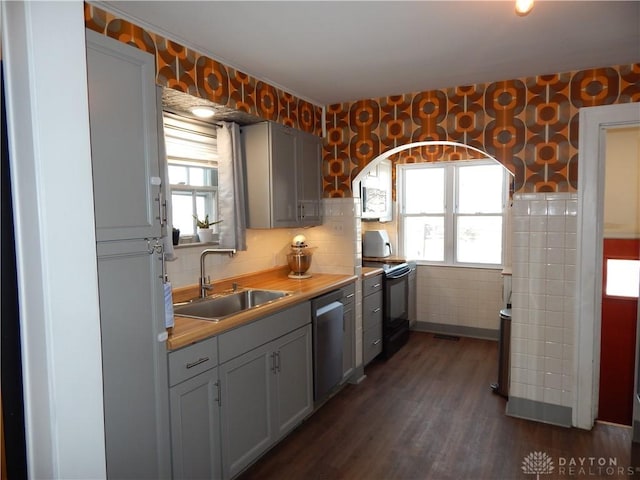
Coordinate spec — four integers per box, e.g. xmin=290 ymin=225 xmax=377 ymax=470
xmin=193 ymin=214 xmax=222 ymax=243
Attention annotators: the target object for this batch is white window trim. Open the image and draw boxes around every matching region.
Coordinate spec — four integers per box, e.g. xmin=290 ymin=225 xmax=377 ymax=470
xmin=398 ymin=159 xmax=508 ymax=269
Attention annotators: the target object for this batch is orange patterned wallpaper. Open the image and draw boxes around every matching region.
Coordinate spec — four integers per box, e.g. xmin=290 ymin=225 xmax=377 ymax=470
xmin=84 ymin=4 xmax=638 ymax=197
xmin=325 ymin=66 xmax=639 ymax=196
xmin=84 ymin=4 xmax=322 ymax=136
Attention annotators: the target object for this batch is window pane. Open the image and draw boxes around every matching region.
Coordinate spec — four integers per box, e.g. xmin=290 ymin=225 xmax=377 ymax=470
xmin=195 ymin=192 xmax=216 ymax=225
xmin=606 ymin=259 xmax=640 ymax=298
xmin=458 ymin=164 xmax=504 ymax=213
xmin=456 ymin=216 xmax=502 ymax=264
xmin=404 ymin=167 xmax=444 ymax=214
xmin=189 ymin=167 xmax=206 ymax=187
xmin=168 ymin=165 xmax=187 ymax=185
xmin=404 ymin=216 xmax=444 ymax=261
xmin=172 ymin=193 xmax=195 ymax=236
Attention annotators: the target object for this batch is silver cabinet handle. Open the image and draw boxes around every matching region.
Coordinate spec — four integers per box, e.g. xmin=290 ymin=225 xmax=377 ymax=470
xmin=275 ymin=351 xmax=281 ymax=373
xmin=214 ymin=380 xmax=221 ymax=407
xmin=373 ymin=339 xmax=381 ymax=346
xmin=156 ymin=191 xmax=166 ymax=227
xmin=372 ymin=283 xmax=381 ymax=289
xmin=346 ymin=293 xmax=355 ymax=299
xmin=186 ymin=357 xmax=209 ymax=369
xmin=373 ymin=307 xmax=381 ymax=313
xmin=271 ymin=352 xmax=277 ymax=374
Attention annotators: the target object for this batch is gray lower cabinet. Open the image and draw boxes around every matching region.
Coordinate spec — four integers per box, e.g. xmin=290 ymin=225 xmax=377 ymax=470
xmin=169 ymin=368 xmax=222 ymax=480
xmin=96 ymin=240 xmax=170 ymax=479
xmin=362 ymin=274 xmax=383 ymax=366
xmin=341 ymin=283 xmax=356 ymax=382
xmin=169 ymin=336 xmax=221 ymax=480
xmin=218 ymin=302 xmax=312 ymax=479
xmin=219 ymin=341 xmax=272 ymax=479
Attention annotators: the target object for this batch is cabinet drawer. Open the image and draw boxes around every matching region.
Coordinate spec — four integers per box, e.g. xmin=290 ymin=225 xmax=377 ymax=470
xmin=168 ymin=336 xmax=218 ymax=387
xmin=341 ymin=283 xmax=356 ymax=306
xmin=362 ymin=291 xmax=383 ymax=330
xmin=363 ymin=326 xmax=382 ymax=365
xmin=219 ymin=302 xmax=310 ymax=364
xmin=363 ymin=274 xmax=382 ymax=295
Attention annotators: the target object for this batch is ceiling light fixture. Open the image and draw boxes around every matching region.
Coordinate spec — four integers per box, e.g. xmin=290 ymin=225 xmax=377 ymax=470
xmin=191 ymin=106 xmax=216 ymax=118
xmin=515 ymin=0 xmax=534 ymax=16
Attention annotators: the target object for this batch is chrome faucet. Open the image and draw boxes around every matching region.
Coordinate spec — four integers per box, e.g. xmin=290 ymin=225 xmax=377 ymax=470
xmin=199 ymin=248 xmax=237 ymax=298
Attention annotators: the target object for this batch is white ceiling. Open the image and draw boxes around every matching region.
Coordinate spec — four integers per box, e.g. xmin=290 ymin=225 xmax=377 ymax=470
xmin=102 ymin=1 xmax=640 ymax=106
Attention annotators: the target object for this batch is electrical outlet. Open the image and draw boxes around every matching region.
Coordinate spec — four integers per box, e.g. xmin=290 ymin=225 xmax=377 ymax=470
xmin=331 ymin=221 xmax=344 ymax=235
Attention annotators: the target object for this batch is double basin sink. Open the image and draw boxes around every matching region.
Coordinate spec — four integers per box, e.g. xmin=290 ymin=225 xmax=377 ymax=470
xmin=174 ymin=288 xmax=292 ymax=322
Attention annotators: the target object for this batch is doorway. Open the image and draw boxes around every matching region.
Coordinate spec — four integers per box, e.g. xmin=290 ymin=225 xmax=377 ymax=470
xmin=576 ymin=102 xmax=640 ymax=431
xmin=598 ymin=126 xmax=640 ymax=426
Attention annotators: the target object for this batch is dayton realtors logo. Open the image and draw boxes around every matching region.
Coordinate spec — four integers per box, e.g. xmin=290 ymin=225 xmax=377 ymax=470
xmin=522 ymin=451 xmax=637 ymax=477
xmin=522 ymin=451 xmax=554 ymax=479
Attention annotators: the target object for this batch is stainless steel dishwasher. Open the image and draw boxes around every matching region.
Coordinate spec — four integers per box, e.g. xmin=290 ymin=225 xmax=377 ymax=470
xmin=311 ymin=290 xmax=344 ymax=404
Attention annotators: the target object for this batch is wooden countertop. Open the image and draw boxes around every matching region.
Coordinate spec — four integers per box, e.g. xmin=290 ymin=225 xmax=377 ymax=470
xmin=362 ymin=266 xmax=384 ymax=277
xmin=363 ymin=255 xmax=407 ymax=264
xmin=168 ymin=266 xmax=357 ymax=351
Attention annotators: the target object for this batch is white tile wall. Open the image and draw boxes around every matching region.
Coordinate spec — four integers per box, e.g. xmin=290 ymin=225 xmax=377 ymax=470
xmin=510 ymin=192 xmax=577 ymax=408
xmin=416 ymin=266 xmax=504 ymax=330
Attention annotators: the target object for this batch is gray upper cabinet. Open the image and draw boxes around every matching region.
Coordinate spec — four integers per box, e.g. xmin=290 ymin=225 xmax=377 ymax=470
xmin=296 ymin=130 xmax=322 ymax=226
xmin=241 ymin=121 xmax=322 ymax=228
xmin=86 ymin=29 xmax=161 ymax=242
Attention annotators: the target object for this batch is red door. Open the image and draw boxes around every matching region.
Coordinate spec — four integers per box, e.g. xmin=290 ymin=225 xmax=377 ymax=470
xmin=598 ymin=238 xmax=640 ymax=425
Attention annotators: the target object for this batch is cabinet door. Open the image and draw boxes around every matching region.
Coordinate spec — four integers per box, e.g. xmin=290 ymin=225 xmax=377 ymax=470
xmin=296 ymin=131 xmax=322 ymax=226
xmin=96 ymin=239 xmax=170 ymax=479
xmin=170 ymin=368 xmax=222 ymax=480
xmin=270 ymin=124 xmax=298 ymax=227
xmin=219 ymin=342 xmax=273 ymax=479
xmin=86 ymin=29 xmax=161 ymax=241
xmin=272 ymin=325 xmax=313 ymax=440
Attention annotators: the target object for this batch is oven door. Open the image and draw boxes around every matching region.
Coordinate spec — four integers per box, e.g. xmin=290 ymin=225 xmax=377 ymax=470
xmin=384 ymin=264 xmax=410 ymax=327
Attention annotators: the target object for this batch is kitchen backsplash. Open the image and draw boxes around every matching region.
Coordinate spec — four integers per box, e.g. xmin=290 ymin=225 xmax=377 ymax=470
xmin=509 ymin=192 xmax=578 ymax=410
xmin=165 ymin=198 xmax=359 ymax=288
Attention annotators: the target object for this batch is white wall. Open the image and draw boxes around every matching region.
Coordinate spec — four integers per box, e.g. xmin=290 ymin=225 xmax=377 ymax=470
xmin=2 ymin=1 xmax=106 ymax=477
xmin=604 ymin=126 xmax=640 ymax=238
xmin=510 ymin=192 xmax=578 ymax=409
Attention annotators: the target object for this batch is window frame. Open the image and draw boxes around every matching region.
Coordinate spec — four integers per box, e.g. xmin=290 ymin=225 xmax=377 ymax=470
xmin=398 ymin=159 xmax=508 ymax=268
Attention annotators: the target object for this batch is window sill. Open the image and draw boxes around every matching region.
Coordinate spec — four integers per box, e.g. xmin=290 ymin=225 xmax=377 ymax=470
xmin=174 ymin=241 xmax=220 ymax=250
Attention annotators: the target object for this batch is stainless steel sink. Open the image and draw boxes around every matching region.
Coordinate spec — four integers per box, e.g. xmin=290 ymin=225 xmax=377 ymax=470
xmin=174 ymin=289 xmax=292 ymax=321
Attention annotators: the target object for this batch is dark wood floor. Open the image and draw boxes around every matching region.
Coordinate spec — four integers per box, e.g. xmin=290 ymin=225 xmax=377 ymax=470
xmin=239 ymin=332 xmax=639 ymax=480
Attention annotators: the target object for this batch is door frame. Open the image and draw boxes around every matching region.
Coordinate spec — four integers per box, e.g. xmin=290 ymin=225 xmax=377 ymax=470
xmin=575 ymin=102 xmax=640 ymax=430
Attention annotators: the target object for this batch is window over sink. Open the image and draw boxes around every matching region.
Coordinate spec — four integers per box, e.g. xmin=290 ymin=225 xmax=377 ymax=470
xmin=163 ymin=112 xmax=219 ymax=242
